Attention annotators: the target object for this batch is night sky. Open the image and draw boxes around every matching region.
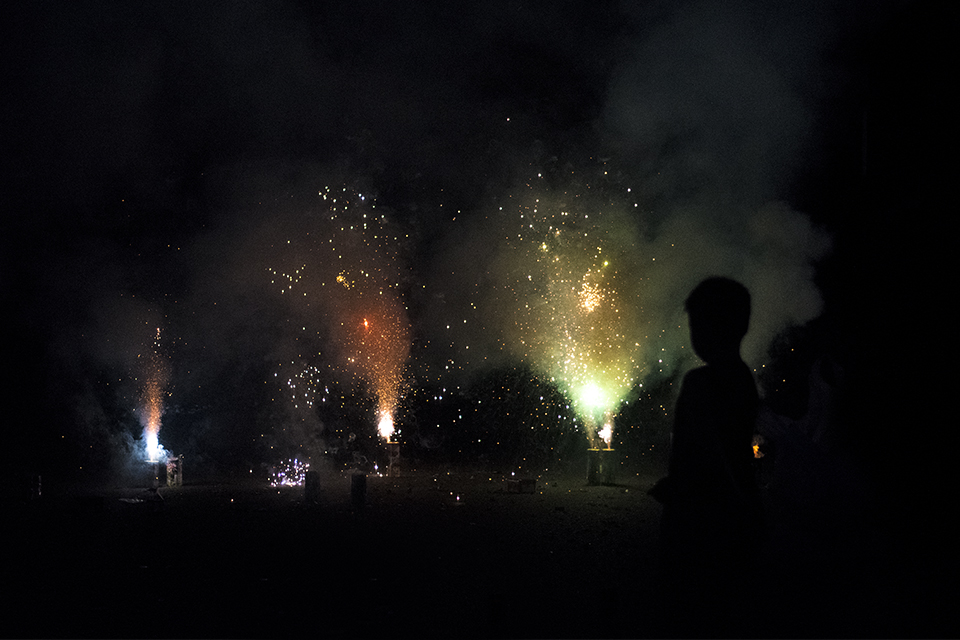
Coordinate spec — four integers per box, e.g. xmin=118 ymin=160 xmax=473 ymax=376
xmin=1 ymin=0 xmax=951 ymax=511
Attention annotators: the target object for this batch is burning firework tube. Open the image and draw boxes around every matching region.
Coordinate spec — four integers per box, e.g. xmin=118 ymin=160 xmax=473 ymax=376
xmin=386 ymin=440 xmax=400 ymax=477
xmin=586 ymin=448 xmax=619 ymax=486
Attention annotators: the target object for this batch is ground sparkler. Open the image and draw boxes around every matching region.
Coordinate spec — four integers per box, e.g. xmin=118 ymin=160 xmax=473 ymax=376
xmin=491 ymin=167 xmax=645 ymax=447
xmin=140 ymin=327 xmax=169 ymax=462
xmin=266 ymin=185 xmax=412 ymax=445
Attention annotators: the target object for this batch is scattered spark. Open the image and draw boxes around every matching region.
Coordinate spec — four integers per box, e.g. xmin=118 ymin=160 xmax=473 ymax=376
xmin=269 ymin=458 xmax=309 ymax=487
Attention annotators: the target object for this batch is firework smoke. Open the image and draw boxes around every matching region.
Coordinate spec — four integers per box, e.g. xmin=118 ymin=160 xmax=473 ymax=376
xmin=13 ymin=2 xmax=871 ymax=473
xmin=486 ymin=173 xmax=644 ymax=444
xmin=424 ymin=160 xmax=830 ymax=443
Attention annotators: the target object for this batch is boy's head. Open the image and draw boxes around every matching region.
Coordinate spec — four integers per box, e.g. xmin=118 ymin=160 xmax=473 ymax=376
xmin=685 ymin=277 xmax=751 ymax=364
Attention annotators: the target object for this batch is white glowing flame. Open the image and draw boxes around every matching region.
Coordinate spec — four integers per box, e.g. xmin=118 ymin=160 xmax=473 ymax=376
xmin=378 ymin=412 xmax=395 ymax=440
xmin=144 ymin=429 xmax=166 ymax=462
xmin=599 ymin=421 xmax=613 ymax=448
xmin=579 ymin=382 xmax=606 ymax=413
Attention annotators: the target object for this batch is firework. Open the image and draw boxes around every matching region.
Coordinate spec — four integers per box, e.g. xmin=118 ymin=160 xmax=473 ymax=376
xmin=266 ymin=185 xmax=412 ymax=443
xmin=269 ymin=458 xmax=310 ymax=487
xmin=490 ymin=168 xmax=645 ymax=446
xmin=342 ymin=297 xmax=410 ymax=441
xmin=140 ymin=327 xmax=169 ymax=462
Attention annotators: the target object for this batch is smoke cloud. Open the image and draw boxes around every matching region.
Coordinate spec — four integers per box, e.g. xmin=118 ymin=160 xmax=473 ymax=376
xmin=593 ymin=0 xmax=837 ymax=373
xmin=421 ymin=163 xmax=830 ymax=398
xmin=6 ymin=0 xmax=875 ymax=474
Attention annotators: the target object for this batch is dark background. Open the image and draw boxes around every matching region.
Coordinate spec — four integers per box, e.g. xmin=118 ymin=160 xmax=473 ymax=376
xmin=1 ymin=2 xmax=954 ymax=634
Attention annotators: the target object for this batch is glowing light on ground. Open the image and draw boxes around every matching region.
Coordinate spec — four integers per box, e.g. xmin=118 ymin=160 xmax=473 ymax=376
xmin=269 ymin=458 xmax=309 ymax=487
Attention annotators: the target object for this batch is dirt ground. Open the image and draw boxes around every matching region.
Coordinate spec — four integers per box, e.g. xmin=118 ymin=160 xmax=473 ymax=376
xmin=6 ymin=459 xmax=947 ymax=638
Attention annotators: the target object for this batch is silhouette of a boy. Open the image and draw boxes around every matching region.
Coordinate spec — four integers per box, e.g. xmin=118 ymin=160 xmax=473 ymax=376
xmin=658 ymin=277 xmax=763 ymax=632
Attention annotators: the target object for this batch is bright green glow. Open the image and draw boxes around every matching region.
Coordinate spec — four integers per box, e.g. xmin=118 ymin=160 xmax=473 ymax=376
xmin=576 ymin=382 xmax=610 ymax=422
xmin=579 ymin=382 xmax=605 ymax=409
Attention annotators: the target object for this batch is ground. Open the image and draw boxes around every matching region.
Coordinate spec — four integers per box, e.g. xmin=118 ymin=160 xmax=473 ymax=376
xmin=6 ymin=457 xmax=946 ymax=638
